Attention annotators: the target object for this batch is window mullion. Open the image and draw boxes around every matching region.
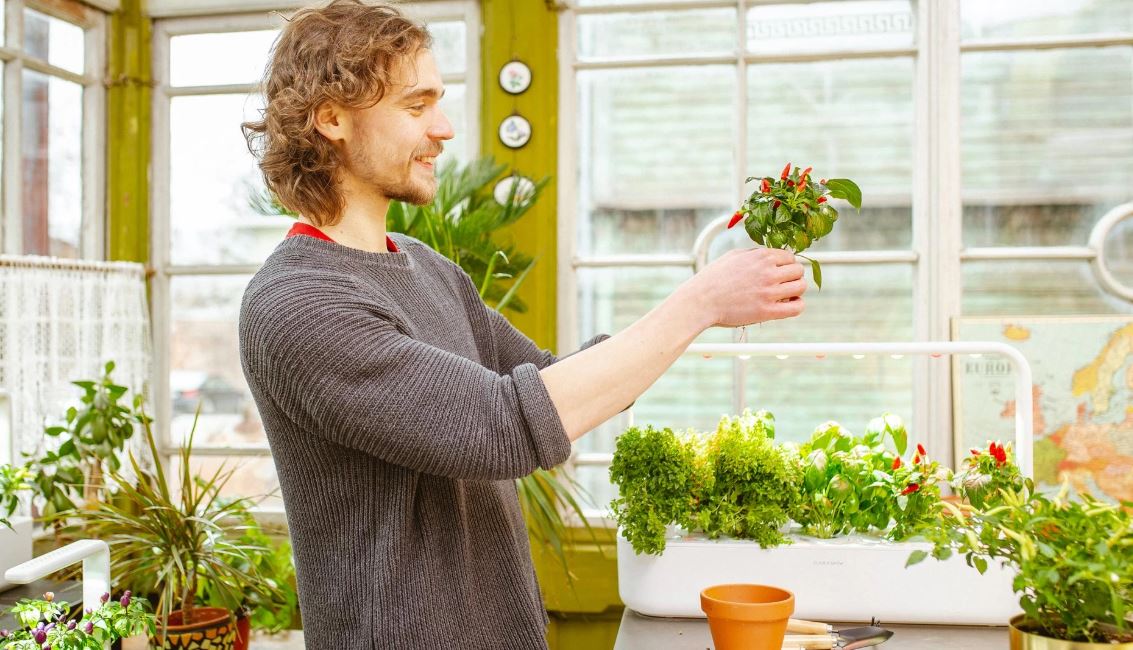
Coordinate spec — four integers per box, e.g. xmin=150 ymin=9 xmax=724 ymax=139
xmin=912 ymin=0 xmax=962 ymax=465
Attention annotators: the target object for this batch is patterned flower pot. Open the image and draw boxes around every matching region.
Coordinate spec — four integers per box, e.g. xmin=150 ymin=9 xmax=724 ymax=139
xmin=1009 ymin=615 xmax=1133 ymax=650
xmin=154 ymin=607 xmax=237 ymax=650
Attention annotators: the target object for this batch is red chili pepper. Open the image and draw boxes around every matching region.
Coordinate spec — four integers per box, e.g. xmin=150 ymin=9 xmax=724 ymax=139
xmin=970 ymin=448 xmax=981 ymax=456
xmin=817 ymin=196 xmax=828 ymax=204
xmin=787 ymin=180 xmax=795 ymax=187
xmin=819 ymin=178 xmax=827 ymax=184
xmin=760 ymin=178 xmax=771 ymax=193
xmin=781 ymin=162 xmax=792 ymax=180
xmin=727 ymin=211 xmax=744 ymax=229
xmin=913 ymin=454 xmax=921 ymax=465
xmin=773 ymin=199 xmax=781 ymax=209
xmin=891 ymin=457 xmax=902 ymax=470
xmin=800 ymin=166 xmax=812 ymax=179
xmin=798 ymin=179 xmax=807 ymax=192
xmin=917 ymin=443 xmax=926 ymax=456
xmin=900 ymin=483 xmax=920 ymax=496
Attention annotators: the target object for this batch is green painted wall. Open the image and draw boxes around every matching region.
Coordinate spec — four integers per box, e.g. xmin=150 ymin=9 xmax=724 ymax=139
xmin=479 ymin=2 xmax=623 ymax=647
xmin=480 ymin=0 xmax=559 ymax=352
xmin=105 ymin=0 xmax=151 ymax=265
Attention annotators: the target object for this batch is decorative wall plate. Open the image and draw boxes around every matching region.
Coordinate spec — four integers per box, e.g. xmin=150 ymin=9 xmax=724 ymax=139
xmin=493 ymin=175 xmax=536 ymax=206
xmin=499 ymin=60 xmax=532 ymax=94
xmin=498 ymin=114 xmax=532 ymax=149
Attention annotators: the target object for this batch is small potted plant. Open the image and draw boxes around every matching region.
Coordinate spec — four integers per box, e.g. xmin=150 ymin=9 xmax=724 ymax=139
xmin=0 ymin=590 xmax=154 ymax=650
xmin=727 ymin=162 xmax=861 ymax=288
xmin=69 ymin=411 xmax=277 ymax=650
xmin=911 ymin=452 xmax=1133 ymax=648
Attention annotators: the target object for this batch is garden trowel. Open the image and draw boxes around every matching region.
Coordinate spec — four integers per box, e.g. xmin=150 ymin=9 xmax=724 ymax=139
xmin=783 ymin=617 xmax=894 ymax=649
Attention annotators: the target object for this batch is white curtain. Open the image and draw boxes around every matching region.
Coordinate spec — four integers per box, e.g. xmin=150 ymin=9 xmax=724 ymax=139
xmin=0 ymin=255 xmax=151 ymax=463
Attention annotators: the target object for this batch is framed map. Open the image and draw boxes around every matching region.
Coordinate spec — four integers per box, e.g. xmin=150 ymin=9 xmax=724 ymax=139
xmin=952 ymin=315 xmax=1133 ymax=503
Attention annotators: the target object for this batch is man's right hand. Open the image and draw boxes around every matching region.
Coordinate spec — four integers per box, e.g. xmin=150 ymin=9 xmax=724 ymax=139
xmin=685 ymin=247 xmax=807 ymax=328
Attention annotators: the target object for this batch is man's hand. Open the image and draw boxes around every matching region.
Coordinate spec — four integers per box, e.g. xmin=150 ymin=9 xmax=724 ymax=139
xmin=685 ymin=247 xmax=807 ymax=328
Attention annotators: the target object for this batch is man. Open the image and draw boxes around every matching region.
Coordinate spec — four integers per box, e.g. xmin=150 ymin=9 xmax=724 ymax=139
xmin=239 ymin=1 xmax=807 ymax=647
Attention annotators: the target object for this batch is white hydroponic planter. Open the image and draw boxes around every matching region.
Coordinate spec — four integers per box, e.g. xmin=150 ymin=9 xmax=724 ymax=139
xmin=0 ymin=516 xmax=34 ymax=590
xmin=616 ymin=342 xmax=1033 ymax=625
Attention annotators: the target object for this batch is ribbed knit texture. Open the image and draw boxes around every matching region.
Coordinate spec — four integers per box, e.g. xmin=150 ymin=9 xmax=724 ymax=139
xmin=239 ymin=233 xmax=607 ymax=649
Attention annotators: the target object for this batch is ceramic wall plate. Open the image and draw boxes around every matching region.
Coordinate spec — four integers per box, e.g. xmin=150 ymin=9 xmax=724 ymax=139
xmin=493 ymin=175 xmax=536 ymax=206
xmin=499 ymin=114 xmax=532 ymax=149
xmin=499 ymin=60 xmax=532 ymax=94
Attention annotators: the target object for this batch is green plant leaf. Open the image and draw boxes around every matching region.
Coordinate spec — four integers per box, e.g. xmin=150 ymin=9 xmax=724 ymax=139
xmin=906 ymin=549 xmax=928 ymax=567
xmin=824 ymin=179 xmax=862 ymax=211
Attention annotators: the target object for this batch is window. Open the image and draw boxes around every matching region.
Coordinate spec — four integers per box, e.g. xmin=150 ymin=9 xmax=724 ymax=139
xmin=151 ymin=2 xmax=481 ymax=509
xmin=559 ymin=0 xmax=1133 ymax=514
xmin=0 ymin=0 xmax=106 ymax=259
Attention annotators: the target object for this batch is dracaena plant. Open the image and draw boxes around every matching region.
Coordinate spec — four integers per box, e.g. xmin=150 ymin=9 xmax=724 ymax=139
xmin=910 ymin=481 xmax=1133 ymax=644
xmin=67 ymin=411 xmax=278 ymax=634
xmin=727 ymin=163 xmax=862 ymax=288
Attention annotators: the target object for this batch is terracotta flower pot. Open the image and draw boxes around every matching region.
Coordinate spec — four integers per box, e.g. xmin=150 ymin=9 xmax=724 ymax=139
xmin=153 ymin=607 xmax=237 ymax=650
xmin=701 ymin=583 xmax=795 ymax=650
xmin=1009 ymin=615 xmax=1133 ymax=650
xmin=234 ymin=613 xmax=251 ymax=650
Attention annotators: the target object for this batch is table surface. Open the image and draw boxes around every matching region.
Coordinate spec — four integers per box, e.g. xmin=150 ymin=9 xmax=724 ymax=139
xmin=613 ymin=609 xmax=1009 ymax=650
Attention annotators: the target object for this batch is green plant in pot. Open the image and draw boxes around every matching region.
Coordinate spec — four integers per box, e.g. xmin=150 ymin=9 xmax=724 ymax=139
xmin=253 ymin=155 xmax=595 ymax=577
xmin=911 ymin=451 xmax=1133 ymax=648
xmin=26 ymin=362 xmax=148 ymax=535
xmin=69 ymin=411 xmax=277 ymax=650
xmin=198 ymin=508 xmax=300 ymax=646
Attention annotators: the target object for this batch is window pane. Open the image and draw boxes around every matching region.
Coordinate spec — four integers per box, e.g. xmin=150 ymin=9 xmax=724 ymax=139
xmin=170 ymin=94 xmax=290 ymax=265
xmin=577 ymin=66 xmax=734 ymax=256
xmin=174 ymin=456 xmax=283 ymax=511
xmin=748 ymin=57 xmax=914 ymax=250
xmin=578 ymin=8 xmax=737 ymax=59
xmin=22 ymin=71 xmax=82 ymax=258
xmin=961 ymin=48 xmax=1133 ymax=247
xmin=437 ymin=82 xmax=467 ymax=166
xmin=427 ymin=21 xmax=466 ymax=75
xmin=746 ymin=1 xmax=914 ymax=56
xmin=963 ymin=260 xmax=1133 ymax=316
xmin=170 ymin=275 xmax=263 ymax=447
xmin=961 ymin=0 xmax=1133 ymax=40
xmin=170 ymin=30 xmax=278 ymax=87
xmin=24 ymin=9 xmax=84 ymax=74
xmin=745 ymin=356 xmax=915 ymax=445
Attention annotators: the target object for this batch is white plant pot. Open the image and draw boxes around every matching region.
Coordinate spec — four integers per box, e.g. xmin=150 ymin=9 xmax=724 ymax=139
xmin=618 ymin=529 xmax=1019 ymax=625
xmin=0 ymin=516 xmax=34 ymax=590
xmin=120 ymin=634 xmax=150 ymax=650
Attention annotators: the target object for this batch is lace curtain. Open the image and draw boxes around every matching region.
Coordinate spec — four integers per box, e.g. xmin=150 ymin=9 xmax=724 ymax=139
xmin=0 ymin=255 xmax=152 ymax=463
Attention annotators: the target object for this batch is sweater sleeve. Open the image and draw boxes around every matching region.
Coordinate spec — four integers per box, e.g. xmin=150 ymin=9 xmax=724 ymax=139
xmin=451 ymin=267 xmax=608 ymax=372
xmin=241 ymin=277 xmax=572 ymax=481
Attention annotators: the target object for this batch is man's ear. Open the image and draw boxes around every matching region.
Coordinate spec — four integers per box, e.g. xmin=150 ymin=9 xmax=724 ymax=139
xmin=313 ymin=101 xmax=349 ymax=143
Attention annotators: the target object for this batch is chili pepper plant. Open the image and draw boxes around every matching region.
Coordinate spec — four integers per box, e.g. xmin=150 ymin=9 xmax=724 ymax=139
xmin=727 ymin=163 xmax=862 ymax=288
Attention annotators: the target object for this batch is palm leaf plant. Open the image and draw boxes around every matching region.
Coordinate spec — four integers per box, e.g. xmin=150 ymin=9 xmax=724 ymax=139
xmin=68 ymin=409 xmax=277 ymax=639
xmin=252 ymin=155 xmax=598 ymax=577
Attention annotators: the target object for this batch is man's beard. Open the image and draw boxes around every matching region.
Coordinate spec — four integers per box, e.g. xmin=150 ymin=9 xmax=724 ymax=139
xmin=348 ymin=141 xmax=441 ymax=207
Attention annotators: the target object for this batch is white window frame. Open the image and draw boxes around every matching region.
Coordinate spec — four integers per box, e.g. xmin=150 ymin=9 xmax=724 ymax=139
xmin=557 ymin=0 xmax=1133 ymax=518
xmin=0 ymin=0 xmax=106 ymax=259
xmin=150 ymin=2 xmax=481 ymax=501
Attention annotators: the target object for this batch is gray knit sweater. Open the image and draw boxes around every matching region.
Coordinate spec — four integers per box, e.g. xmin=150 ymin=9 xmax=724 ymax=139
xmin=239 ymin=233 xmax=606 ymax=649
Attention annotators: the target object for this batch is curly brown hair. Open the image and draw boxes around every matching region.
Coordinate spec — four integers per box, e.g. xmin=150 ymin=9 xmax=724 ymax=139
xmin=242 ymin=0 xmax=433 ymax=226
